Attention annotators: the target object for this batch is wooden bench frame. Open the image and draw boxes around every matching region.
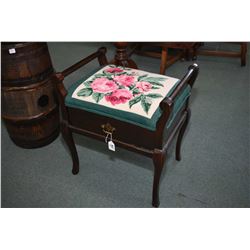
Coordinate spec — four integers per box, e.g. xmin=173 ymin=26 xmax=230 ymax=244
xmin=53 ymin=47 xmax=199 ymax=207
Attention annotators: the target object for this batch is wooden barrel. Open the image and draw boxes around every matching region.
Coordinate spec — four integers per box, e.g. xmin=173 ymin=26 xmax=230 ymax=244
xmin=1 ymin=42 xmax=60 ymax=148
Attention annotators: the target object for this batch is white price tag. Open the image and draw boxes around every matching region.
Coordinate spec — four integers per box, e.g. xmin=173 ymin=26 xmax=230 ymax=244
xmin=9 ymin=48 xmax=16 ymax=54
xmin=108 ymin=140 xmax=115 ymax=151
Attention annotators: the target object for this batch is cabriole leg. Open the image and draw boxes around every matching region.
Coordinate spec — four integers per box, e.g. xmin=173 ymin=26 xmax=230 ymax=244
xmin=152 ymin=149 xmax=166 ymax=207
xmin=61 ymin=121 xmax=79 ymax=175
xmin=176 ymin=109 xmax=191 ymax=161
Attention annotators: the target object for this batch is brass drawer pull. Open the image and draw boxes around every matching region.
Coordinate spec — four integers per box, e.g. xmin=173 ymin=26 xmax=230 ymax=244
xmin=101 ymin=123 xmax=116 ymax=134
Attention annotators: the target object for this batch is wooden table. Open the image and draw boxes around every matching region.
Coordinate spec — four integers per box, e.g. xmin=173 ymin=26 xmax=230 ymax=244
xmin=197 ymin=42 xmax=247 ymax=66
xmin=111 ymin=42 xmax=138 ymax=69
xmin=134 ymin=42 xmax=202 ymax=74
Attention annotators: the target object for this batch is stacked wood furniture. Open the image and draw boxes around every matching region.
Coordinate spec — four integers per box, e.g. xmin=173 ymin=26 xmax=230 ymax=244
xmin=134 ymin=42 xmax=202 ymax=74
xmin=197 ymin=42 xmax=247 ymax=66
xmin=53 ymin=47 xmax=199 ymax=207
xmin=132 ymin=42 xmax=247 ymax=74
xmin=1 ymin=42 xmax=59 ymax=148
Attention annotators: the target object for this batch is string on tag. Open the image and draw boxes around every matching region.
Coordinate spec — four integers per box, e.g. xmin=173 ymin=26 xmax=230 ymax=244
xmin=105 ymin=132 xmax=112 ymax=143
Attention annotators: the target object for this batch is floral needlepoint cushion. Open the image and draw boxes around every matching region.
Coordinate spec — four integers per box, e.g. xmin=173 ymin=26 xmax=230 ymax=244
xmin=65 ymin=65 xmax=191 ymax=131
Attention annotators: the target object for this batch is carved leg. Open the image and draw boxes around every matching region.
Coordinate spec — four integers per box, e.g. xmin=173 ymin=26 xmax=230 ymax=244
xmin=61 ymin=121 xmax=79 ymax=175
xmin=112 ymin=42 xmax=138 ymax=69
xmin=152 ymin=149 xmax=166 ymax=207
xmin=176 ymin=109 xmax=191 ymax=161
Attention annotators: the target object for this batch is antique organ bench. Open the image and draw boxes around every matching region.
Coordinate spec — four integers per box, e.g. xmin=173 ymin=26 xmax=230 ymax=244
xmin=53 ymin=47 xmax=199 ymax=207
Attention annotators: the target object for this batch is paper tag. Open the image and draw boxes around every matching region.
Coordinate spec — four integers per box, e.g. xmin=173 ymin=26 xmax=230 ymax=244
xmin=108 ymin=140 xmax=115 ymax=151
xmin=9 ymin=48 xmax=16 ymax=54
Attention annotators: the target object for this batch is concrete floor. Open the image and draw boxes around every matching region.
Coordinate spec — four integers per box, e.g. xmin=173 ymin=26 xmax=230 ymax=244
xmin=1 ymin=42 xmax=249 ymax=207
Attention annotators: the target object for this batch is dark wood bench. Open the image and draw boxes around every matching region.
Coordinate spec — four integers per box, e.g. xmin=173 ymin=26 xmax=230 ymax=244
xmin=53 ymin=47 xmax=199 ymax=207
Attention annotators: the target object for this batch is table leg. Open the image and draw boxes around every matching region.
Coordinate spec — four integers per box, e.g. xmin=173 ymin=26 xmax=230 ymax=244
xmin=241 ymin=42 xmax=247 ymax=66
xmin=112 ymin=42 xmax=138 ymax=69
xmin=160 ymin=47 xmax=168 ymax=74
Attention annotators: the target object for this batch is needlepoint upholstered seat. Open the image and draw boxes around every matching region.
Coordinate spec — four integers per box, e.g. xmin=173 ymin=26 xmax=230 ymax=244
xmin=65 ymin=65 xmax=191 ymax=131
xmin=53 ymin=47 xmax=199 ymax=207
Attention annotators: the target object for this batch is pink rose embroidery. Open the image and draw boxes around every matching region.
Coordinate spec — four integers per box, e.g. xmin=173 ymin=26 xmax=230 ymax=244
xmin=105 ymin=67 xmax=123 ymax=73
xmin=136 ymin=81 xmax=152 ymax=92
xmin=113 ymin=75 xmax=135 ymax=87
xmin=91 ymin=78 xmax=118 ymax=93
xmin=105 ymin=89 xmax=133 ymax=105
